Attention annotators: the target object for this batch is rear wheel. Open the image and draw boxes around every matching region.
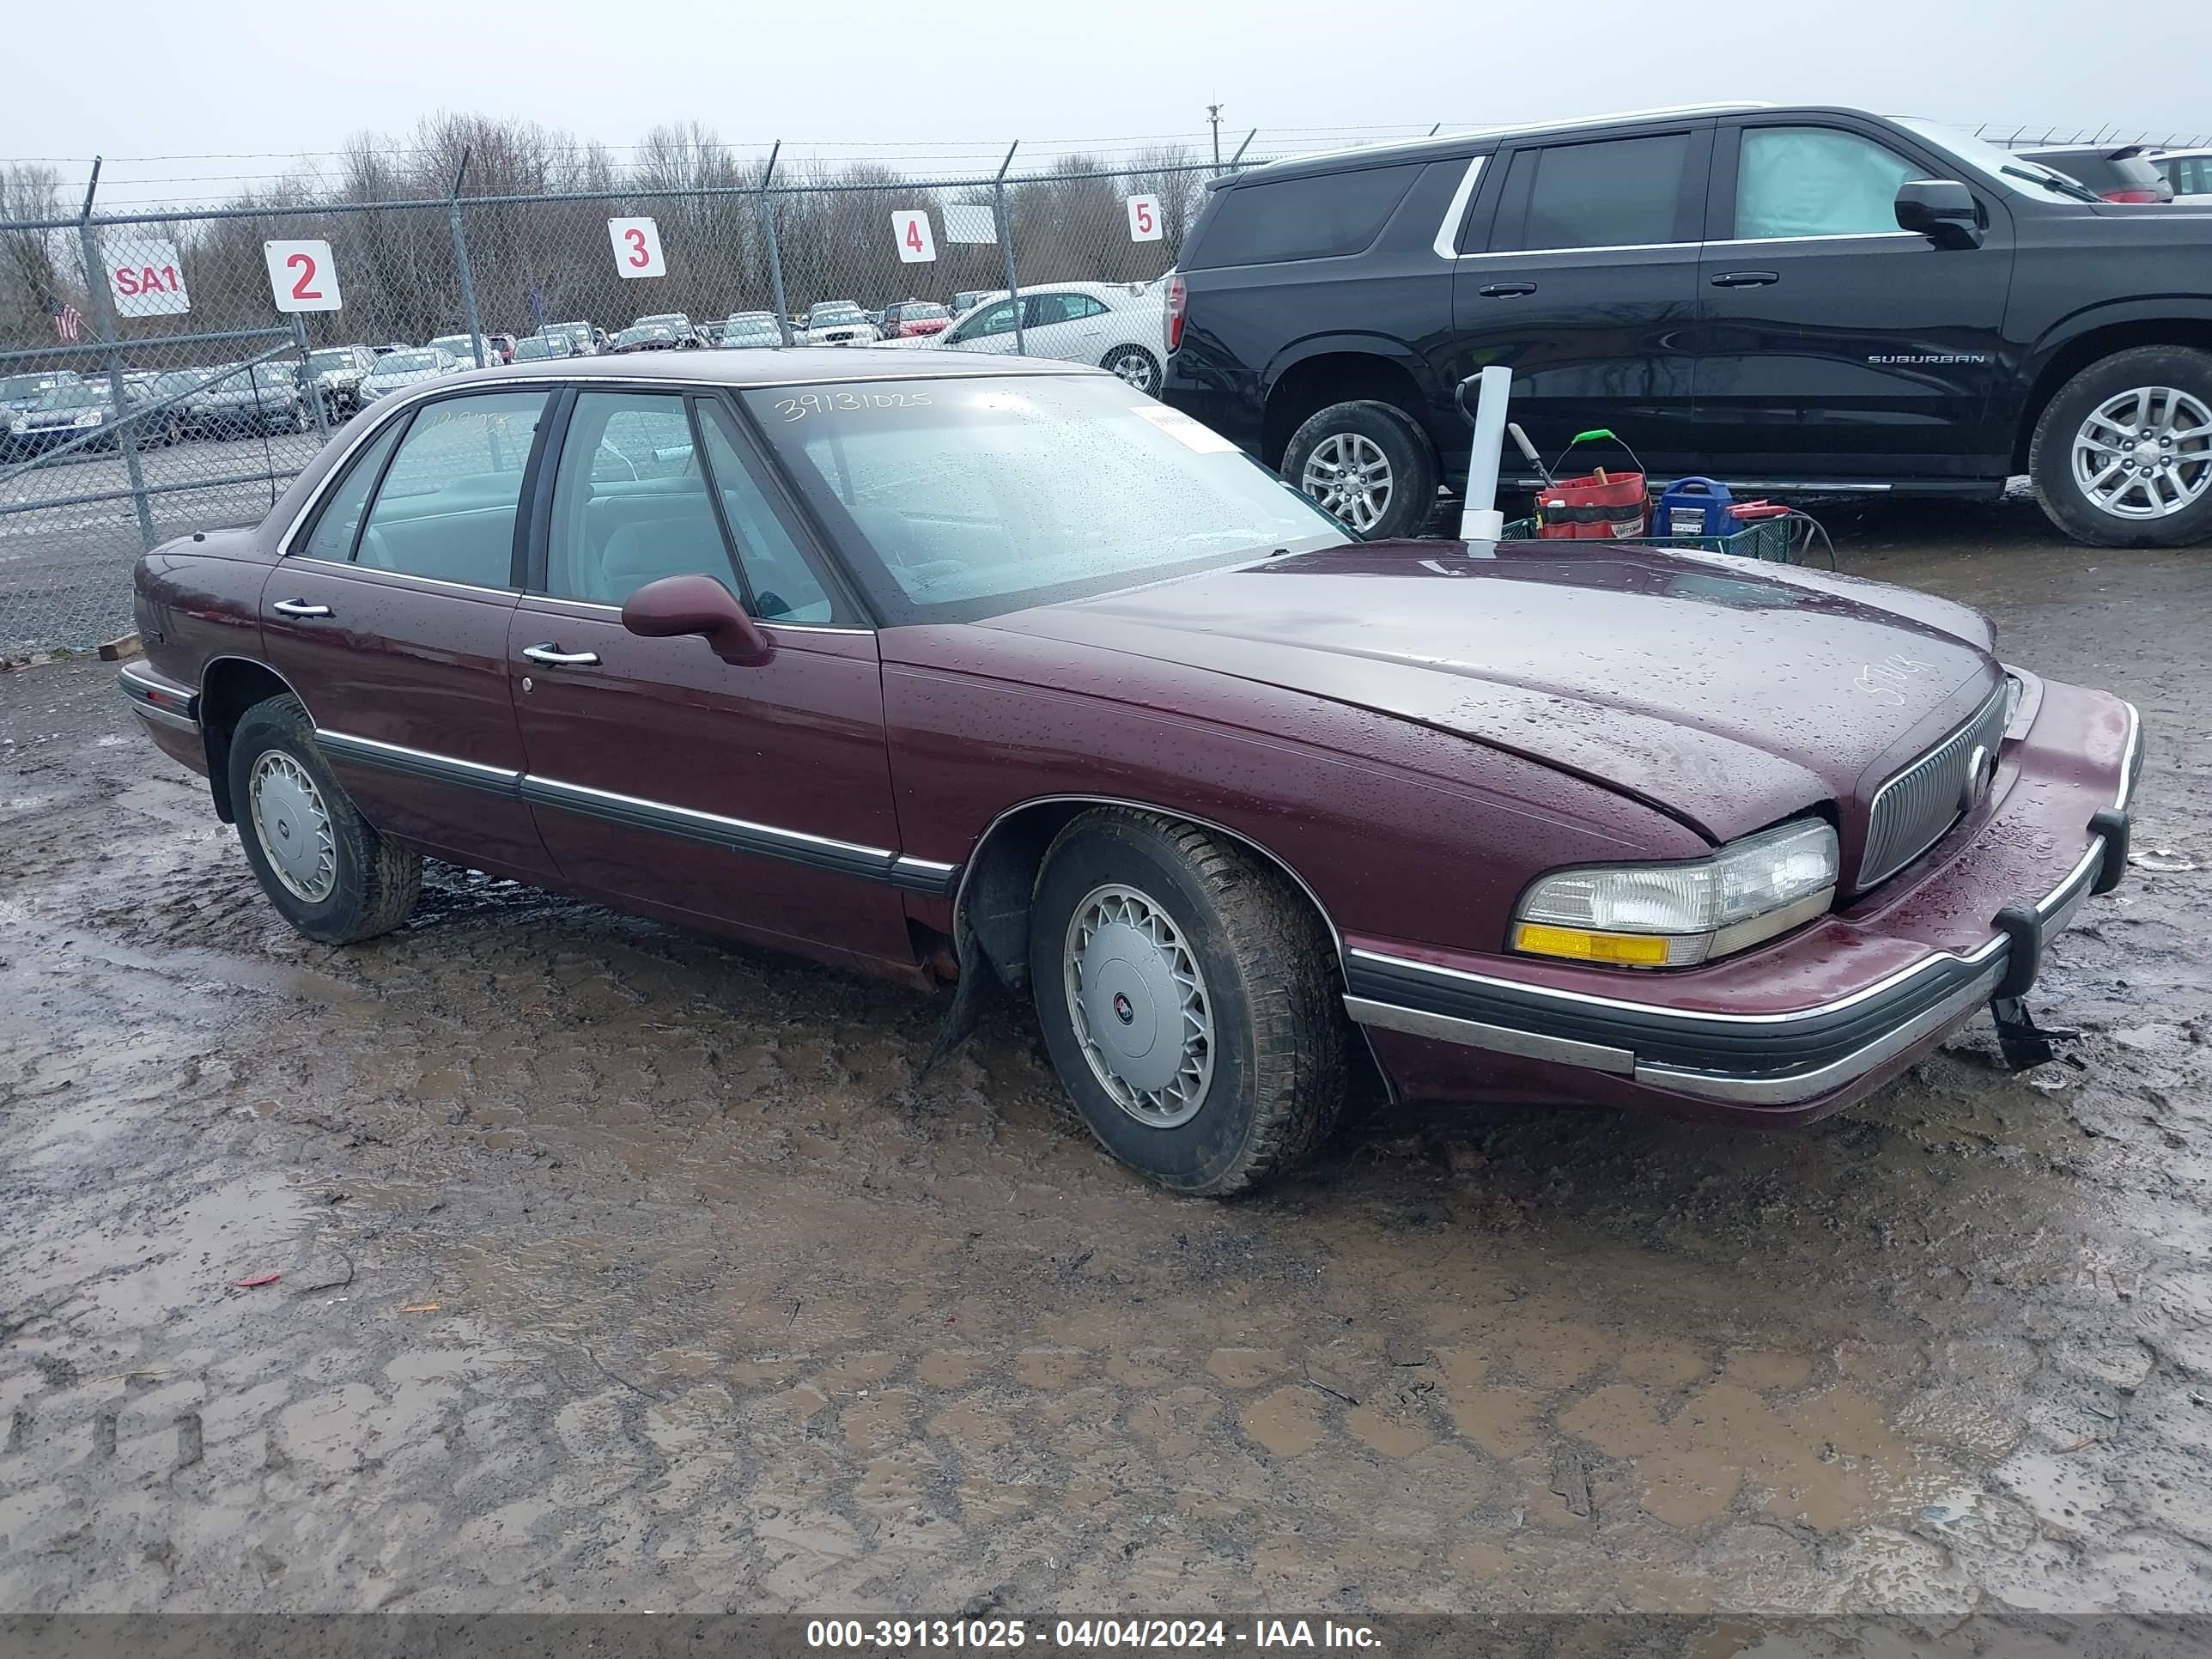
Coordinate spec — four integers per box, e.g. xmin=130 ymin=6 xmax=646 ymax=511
xmin=1282 ymin=399 xmax=1438 ymax=539
xmin=1027 ymin=808 xmax=1347 ymax=1195
xmin=226 ymin=695 xmax=421 ymax=944
xmin=2030 ymin=345 xmax=2212 ymax=547
xmin=1103 ymin=345 xmax=1162 ymax=394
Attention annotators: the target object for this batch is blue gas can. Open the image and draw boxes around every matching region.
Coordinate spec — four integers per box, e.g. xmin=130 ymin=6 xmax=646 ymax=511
xmin=1654 ymin=477 xmax=1737 ymax=538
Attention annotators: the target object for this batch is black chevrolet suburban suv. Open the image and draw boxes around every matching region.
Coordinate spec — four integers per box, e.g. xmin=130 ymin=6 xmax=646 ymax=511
xmin=1160 ymin=103 xmax=2212 ymax=547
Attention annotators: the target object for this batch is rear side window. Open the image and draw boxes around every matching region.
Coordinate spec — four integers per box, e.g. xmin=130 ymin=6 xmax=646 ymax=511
xmin=1498 ymin=135 xmax=1690 ymax=251
xmin=1183 ymin=163 xmax=1422 ymax=268
xmin=354 ymin=392 xmax=546 ymax=588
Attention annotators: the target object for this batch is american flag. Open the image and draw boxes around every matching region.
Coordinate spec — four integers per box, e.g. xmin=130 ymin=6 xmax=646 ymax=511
xmin=46 ymin=295 xmax=82 ymax=343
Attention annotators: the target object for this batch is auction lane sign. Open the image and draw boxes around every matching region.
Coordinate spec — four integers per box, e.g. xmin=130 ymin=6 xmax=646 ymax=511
xmin=106 ymin=235 xmax=191 ymax=317
xmin=263 ymin=240 xmax=343 ymax=312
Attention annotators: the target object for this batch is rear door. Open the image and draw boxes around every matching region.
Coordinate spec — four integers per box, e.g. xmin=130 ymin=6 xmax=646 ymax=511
xmin=507 ymin=387 xmax=913 ymax=965
xmin=937 ymin=297 xmax=1022 ymax=358
xmin=1691 ymin=115 xmax=2016 ymax=483
xmin=1450 ymin=123 xmax=1712 ymax=477
xmin=1016 ymin=290 xmax=1111 ymax=363
xmin=259 ymin=388 xmax=556 ymax=877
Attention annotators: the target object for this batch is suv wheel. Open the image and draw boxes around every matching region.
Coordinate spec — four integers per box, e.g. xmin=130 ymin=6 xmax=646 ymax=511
xmin=2030 ymin=345 xmax=2212 ymax=547
xmin=1026 ymin=808 xmax=1347 ymax=1195
xmin=1283 ymin=400 xmax=1438 ymax=539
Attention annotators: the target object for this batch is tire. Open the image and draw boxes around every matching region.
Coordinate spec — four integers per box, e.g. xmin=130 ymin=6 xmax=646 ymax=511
xmin=2029 ymin=344 xmax=2212 ymax=548
xmin=1281 ymin=398 xmax=1439 ymax=540
xmin=1026 ymin=807 xmax=1348 ymax=1196
xmin=226 ymin=695 xmax=421 ymax=945
xmin=1102 ymin=345 xmax=1162 ymax=395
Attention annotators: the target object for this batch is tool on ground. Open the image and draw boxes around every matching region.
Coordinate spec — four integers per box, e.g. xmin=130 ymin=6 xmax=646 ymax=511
xmin=1507 ymin=422 xmax=1553 ymax=491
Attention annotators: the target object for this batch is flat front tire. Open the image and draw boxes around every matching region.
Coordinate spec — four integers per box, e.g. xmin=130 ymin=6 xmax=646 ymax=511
xmin=226 ymin=695 xmax=421 ymax=944
xmin=1282 ymin=399 xmax=1439 ymax=540
xmin=1027 ymin=808 xmax=1347 ymax=1195
xmin=2030 ymin=344 xmax=2212 ymax=548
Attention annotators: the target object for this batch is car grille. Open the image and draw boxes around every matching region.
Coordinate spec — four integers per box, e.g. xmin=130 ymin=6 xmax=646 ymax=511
xmin=1858 ymin=685 xmax=2010 ymax=888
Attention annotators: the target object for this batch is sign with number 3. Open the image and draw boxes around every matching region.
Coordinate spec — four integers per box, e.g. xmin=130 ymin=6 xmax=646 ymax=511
xmin=263 ymin=240 xmax=342 ymax=312
xmin=608 ymin=217 xmax=666 ymax=279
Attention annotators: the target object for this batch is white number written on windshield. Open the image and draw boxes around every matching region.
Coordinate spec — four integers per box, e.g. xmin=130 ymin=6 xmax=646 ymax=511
xmin=773 ymin=391 xmax=933 ymax=422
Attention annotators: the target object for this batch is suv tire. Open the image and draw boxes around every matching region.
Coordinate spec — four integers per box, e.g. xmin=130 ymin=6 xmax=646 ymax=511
xmin=227 ymin=694 xmax=422 ymax=944
xmin=2030 ymin=344 xmax=2212 ymax=548
xmin=1027 ymin=808 xmax=1348 ymax=1196
xmin=1283 ymin=399 xmax=1438 ymax=540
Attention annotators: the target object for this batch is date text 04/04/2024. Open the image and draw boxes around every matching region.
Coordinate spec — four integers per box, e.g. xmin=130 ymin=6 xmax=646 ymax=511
xmin=804 ymin=1619 xmax=1382 ymax=1649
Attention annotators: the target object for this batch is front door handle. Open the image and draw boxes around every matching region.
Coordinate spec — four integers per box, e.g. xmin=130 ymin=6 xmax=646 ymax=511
xmin=1710 ymin=270 xmax=1781 ymax=288
xmin=270 ymin=599 xmax=333 ymax=618
xmin=521 ymin=643 xmax=602 ymax=667
xmin=1478 ymin=282 xmax=1538 ymax=298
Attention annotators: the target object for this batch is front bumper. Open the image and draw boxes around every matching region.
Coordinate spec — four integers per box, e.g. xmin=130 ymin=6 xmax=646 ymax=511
xmin=1345 ymin=678 xmax=2142 ymax=1119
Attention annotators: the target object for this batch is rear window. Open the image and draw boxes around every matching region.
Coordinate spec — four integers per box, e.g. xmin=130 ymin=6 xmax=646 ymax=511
xmin=1183 ymin=163 xmax=1422 ymax=269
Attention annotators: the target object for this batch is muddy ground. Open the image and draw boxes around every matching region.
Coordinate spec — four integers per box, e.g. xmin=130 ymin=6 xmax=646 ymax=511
xmin=2 ymin=495 xmax=2210 ymax=1619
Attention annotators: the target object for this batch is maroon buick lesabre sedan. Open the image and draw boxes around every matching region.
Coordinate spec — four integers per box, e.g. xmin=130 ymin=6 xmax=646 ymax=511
xmin=119 ymin=352 xmax=2142 ymax=1194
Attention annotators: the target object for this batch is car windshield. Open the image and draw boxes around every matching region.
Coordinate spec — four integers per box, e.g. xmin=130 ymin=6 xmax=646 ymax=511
xmin=809 ymin=305 xmax=863 ymax=323
xmin=2 ymin=374 xmax=61 ymax=400
xmin=512 ymin=338 xmax=558 ymax=359
xmin=253 ymin=363 xmax=297 ymax=386
xmin=305 ymin=350 xmax=356 ymax=375
xmin=429 ymin=337 xmax=477 ymax=356
xmin=615 ymin=327 xmax=670 ymax=346
xmin=1890 ymin=118 xmax=2103 ymax=202
xmin=901 ymin=304 xmax=949 ymax=319
xmin=744 ymin=374 xmax=1346 ymax=625
xmin=38 ymin=383 xmax=107 ymax=410
xmin=380 ymin=352 xmax=439 ymax=373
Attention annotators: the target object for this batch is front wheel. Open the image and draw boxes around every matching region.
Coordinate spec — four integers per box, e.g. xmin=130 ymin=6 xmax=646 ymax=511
xmin=2029 ymin=345 xmax=2212 ymax=547
xmin=1281 ymin=399 xmax=1439 ymax=539
xmin=226 ymin=695 xmax=422 ymax=944
xmin=1103 ymin=345 xmax=1162 ymax=395
xmin=1027 ymin=808 xmax=1348 ymax=1195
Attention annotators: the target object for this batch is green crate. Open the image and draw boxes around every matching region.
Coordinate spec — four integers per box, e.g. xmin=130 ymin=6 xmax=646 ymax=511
xmin=1497 ymin=515 xmax=1795 ymax=563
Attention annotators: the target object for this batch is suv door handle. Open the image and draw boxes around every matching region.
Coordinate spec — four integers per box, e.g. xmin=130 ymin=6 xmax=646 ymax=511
xmin=521 ymin=643 xmax=601 ymax=667
xmin=270 ymin=599 xmax=333 ymax=618
xmin=1710 ymin=270 xmax=1781 ymax=288
xmin=1477 ymin=282 xmax=1538 ymax=298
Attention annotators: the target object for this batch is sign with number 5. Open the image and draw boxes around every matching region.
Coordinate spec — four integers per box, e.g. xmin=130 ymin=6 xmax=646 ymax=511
xmin=608 ymin=217 xmax=666 ymax=279
xmin=1126 ymin=195 xmax=1163 ymax=242
xmin=892 ymin=210 xmax=936 ymax=263
xmin=263 ymin=240 xmax=342 ymax=312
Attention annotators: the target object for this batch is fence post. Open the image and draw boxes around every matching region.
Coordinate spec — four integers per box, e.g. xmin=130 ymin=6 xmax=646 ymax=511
xmin=758 ymin=143 xmax=793 ymax=348
xmin=994 ymin=142 xmax=1024 ymax=356
xmin=295 ymin=314 xmax=329 ymax=438
xmin=75 ymin=160 xmax=157 ymax=555
xmin=447 ymin=147 xmax=486 ymax=368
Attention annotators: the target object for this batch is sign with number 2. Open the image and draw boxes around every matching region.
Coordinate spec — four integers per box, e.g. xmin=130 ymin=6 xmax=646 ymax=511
xmin=608 ymin=217 xmax=666 ymax=279
xmin=263 ymin=240 xmax=342 ymax=313
xmin=892 ymin=210 xmax=936 ymax=264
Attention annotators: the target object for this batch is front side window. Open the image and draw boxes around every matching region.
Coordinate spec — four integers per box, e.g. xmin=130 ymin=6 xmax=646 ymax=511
xmin=544 ymin=392 xmax=734 ymax=606
xmin=950 ymin=301 xmax=1018 ymax=343
xmin=1503 ymin=134 xmax=1690 ymax=251
xmin=1735 ymin=127 xmax=1922 ymax=240
xmin=354 ymin=392 xmax=546 ymax=586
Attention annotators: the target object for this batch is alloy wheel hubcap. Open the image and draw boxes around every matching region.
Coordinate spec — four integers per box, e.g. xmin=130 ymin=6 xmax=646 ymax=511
xmin=2072 ymin=386 xmax=2212 ymax=520
xmin=1112 ymin=353 xmax=1155 ymax=391
xmin=1063 ymin=883 xmax=1214 ymax=1128
xmin=1300 ymin=432 xmax=1394 ymax=532
xmin=250 ymin=750 xmax=337 ymax=902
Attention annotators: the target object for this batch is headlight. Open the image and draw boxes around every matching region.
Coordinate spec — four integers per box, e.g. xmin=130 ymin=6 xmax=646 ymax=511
xmin=1513 ymin=818 xmax=1838 ymax=969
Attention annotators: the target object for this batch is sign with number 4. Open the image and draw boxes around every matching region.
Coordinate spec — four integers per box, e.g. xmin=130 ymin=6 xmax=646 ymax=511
xmin=264 ymin=240 xmax=342 ymax=312
xmin=1127 ymin=195 xmax=1164 ymax=242
xmin=892 ymin=210 xmax=936 ymax=263
xmin=608 ymin=217 xmax=666 ymax=278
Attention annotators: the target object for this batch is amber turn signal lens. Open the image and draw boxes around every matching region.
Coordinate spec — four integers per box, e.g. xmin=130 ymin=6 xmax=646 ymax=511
xmin=1511 ymin=923 xmax=1674 ymax=966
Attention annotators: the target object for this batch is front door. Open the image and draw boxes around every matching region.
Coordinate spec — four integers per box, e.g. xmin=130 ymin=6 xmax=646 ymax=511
xmin=507 ymin=387 xmax=912 ymax=966
xmin=1692 ymin=118 xmax=2016 ymax=483
xmin=1451 ymin=123 xmax=1713 ymax=481
xmin=259 ymin=388 xmax=556 ymax=877
xmin=936 ymin=296 xmax=1022 ymax=359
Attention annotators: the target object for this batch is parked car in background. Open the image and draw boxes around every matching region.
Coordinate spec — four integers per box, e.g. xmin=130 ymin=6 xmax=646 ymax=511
xmin=892 ymin=282 xmax=1166 ymax=392
xmin=1 ymin=370 xmax=77 ymax=433
xmin=951 ymin=289 xmax=995 ymax=314
xmin=118 ymin=352 xmax=2141 ymax=1195
xmin=2016 ymin=144 xmax=2174 ymax=204
xmin=509 ymin=335 xmax=571 ymax=363
xmin=2148 ymin=149 xmax=2212 ymax=203
xmin=720 ymin=311 xmax=787 ymax=348
xmin=610 ymin=324 xmax=700 ymax=353
xmin=301 ymin=345 xmax=379 ymax=416
xmin=10 ymin=375 xmax=156 ymax=456
xmin=881 ymin=299 xmax=953 ymax=338
xmin=358 ymin=349 xmax=463 ymax=404
xmin=185 ymin=361 xmax=311 ymax=438
xmin=1162 ymin=104 xmax=2212 ymax=548
xmin=538 ymin=322 xmax=605 ymax=357
xmin=428 ymin=333 xmax=495 ymax=368
xmin=633 ymin=313 xmax=694 ymax=337
xmin=800 ymin=302 xmax=882 ymax=346
xmin=487 ymin=332 xmax=518 ymax=365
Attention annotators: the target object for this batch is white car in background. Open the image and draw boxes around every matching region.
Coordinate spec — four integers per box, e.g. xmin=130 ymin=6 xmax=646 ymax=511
xmin=2148 ymin=148 xmax=2212 ymax=202
xmin=357 ymin=348 xmax=465 ymax=404
xmin=877 ymin=281 xmax=1169 ymax=393
xmin=799 ymin=301 xmax=882 ymax=346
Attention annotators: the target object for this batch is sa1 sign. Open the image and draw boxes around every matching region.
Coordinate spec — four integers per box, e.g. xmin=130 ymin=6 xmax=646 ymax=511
xmin=107 ymin=237 xmax=190 ymax=317
xmin=1126 ymin=195 xmax=1164 ymax=242
xmin=609 ymin=217 xmax=666 ymax=279
xmin=892 ymin=210 xmax=937 ymax=263
xmin=263 ymin=240 xmax=343 ymax=312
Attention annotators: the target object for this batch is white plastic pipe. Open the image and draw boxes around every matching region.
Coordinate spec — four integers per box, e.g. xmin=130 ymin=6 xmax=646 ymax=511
xmin=1457 ymin=363 xmax=1512 ymax=544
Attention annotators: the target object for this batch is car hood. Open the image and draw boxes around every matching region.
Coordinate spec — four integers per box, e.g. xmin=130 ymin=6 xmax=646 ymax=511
xmin=984 ymin=540 xmax=2002 ymax=844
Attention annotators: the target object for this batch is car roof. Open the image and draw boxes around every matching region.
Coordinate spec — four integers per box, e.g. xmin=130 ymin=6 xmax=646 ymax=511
xmin=419 ymin=349 xmax=1099 ymax=391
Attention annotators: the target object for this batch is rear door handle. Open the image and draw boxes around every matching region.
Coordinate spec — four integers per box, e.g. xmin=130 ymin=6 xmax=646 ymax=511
xmin=270 ymin=599 xmax=333 ymax=618
xmin=521 ymin=643 xmax=601 ymax=667
xmin=1710 ymin=270 xmax=1781 ymax=288
xmin=1478 ymin=282 xmax=1538 ymax=298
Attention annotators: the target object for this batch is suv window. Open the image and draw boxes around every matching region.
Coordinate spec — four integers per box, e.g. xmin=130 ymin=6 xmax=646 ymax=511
xmin=1498 ymin=134 xmax=1690 ymax=251
xmin=1184 ymin=162 xmax=1422 ymax=269
xmin=1735 ymin=127 xmax=1921 ymax=239
xmin=354 ymin=392 xmax=546 ymax=587
xmin=546 ymin=392 xmax=736 ymax=605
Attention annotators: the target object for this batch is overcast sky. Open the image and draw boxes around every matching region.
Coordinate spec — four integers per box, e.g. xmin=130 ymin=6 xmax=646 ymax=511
xmin=6 ymin=0 xmax=2200 ymax=206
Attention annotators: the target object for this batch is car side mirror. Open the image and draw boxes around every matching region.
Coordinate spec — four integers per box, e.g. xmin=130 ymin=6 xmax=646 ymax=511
xmin=1895 ymin=179 xmax=1983 ymax=249
xmin=621 ymin=574 xmax=775 ymax=666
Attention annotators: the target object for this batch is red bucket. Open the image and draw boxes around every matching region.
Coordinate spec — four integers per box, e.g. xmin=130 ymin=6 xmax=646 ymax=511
xmin=1534 ymin=429 xmax=1647 ymax=539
